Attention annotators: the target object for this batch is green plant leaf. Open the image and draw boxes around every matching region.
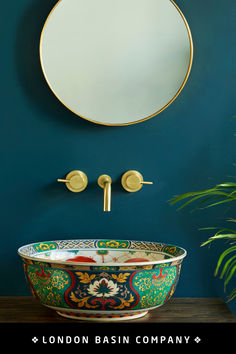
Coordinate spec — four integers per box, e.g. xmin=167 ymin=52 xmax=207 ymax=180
xmin=228 ymin=218 xmax=236 ymax=223
xmin=214 ymin=246 xmax=236 ymax=276
xmin=216 ymin=182 xmax=236 ymax=188
xmin=200 ymin=228 xmax=236 ymax=246
xmin=169 ymin=188 xmax=221 ymax=204
xmin=219 ymin=255 xmax=236 ymax=280
xmin=224 ymin=261 xmax=236 ymax=290
xmin=199 ymin=197 xmax=235 ymax=209
xmin=227 ymin=288 xmax=236 ymax=302
xmin=169 ymin=180 xmax=236 ymax=211
xmin=202 ymin=235 xmax=236 ymax=247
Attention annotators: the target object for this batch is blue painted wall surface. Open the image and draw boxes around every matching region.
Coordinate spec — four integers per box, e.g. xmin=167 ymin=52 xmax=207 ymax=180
xmin=1 ymin=0 xmax=236 ymax=315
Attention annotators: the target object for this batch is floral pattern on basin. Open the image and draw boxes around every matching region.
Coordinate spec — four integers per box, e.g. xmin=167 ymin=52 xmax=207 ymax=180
xmin=18 ymin=239 xmax=186 ymax=321
xmin=88 ymin=278 xmax=120 ymax=297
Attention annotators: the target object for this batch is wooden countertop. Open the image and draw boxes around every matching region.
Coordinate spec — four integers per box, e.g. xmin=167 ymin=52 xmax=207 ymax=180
xmin=0 ymin=297 xmax=235 ymax=323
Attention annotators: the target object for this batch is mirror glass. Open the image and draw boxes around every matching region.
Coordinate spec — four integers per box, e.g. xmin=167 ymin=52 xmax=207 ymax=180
xmin=40 ymin=0 xmax=193 ymax=126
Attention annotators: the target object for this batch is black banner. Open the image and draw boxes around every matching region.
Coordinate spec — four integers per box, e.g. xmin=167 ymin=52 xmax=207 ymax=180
xmin=0 ymin=322 xmax=235 ymax=349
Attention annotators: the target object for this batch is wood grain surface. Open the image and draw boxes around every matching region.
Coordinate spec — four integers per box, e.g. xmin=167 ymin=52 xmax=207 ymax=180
xmin=0 ymin=297 xmax=235 ymax=323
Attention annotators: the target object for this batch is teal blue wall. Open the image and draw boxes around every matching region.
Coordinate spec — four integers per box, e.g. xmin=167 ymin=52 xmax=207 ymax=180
xmin=1 ymin=0 xmax=236 ymax=315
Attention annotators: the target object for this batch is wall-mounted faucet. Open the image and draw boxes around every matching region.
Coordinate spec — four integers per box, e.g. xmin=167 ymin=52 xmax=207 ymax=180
xmin=97 ymin=174 xmax=112 ymax=212
xmin=57 ymin=170 xmax=153 ymax=211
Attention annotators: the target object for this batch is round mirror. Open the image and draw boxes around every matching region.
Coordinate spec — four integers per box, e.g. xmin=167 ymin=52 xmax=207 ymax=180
xmin=40 ymin=0 xmax=193 ymax=126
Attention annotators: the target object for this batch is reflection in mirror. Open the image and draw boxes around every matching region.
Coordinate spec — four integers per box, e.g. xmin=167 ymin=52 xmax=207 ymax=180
xmin=40 ymin=0 xmax=193 ymax=126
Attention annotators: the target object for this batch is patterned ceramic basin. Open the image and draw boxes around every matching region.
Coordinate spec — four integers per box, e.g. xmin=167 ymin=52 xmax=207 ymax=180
xmin=18 ymin=239 xmax=187 ymax=321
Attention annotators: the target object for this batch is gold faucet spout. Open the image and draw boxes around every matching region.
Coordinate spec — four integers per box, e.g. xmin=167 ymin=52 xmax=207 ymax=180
xmin=103 ymin=181 xmax=111 ymax=212
xmin=98 ymin=175 xmax=112 ymax=212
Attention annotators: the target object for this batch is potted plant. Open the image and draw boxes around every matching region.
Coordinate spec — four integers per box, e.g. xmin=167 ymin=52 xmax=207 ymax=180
xmin=170 ymin=176 xmax=236 ymax=301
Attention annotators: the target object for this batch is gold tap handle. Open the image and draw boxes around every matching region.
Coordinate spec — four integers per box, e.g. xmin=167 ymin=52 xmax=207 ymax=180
xmin=57 ymin=171 xmax=88 ymax=192
xmin=121 ymin=170 xmax=153 ymax=192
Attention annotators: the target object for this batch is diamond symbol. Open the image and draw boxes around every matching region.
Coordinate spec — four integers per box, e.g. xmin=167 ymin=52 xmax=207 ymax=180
xmin=194 ymin=337 xmax=201 ymax=343
xmin=32 ymin=337 xmax=38 ymax=343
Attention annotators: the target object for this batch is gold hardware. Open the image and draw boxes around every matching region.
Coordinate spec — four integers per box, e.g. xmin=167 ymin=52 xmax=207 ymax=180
xmin=57 ymin=170 xmax=88 ymax=192
xmin=121 ymin=170 xmax=153 ymax=192
xmin=97 ymin=174 xmax=112 ymax=212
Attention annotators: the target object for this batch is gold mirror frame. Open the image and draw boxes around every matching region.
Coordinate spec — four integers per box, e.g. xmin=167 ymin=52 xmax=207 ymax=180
xmin=39 ymin=0 xmax=193 ymax=126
